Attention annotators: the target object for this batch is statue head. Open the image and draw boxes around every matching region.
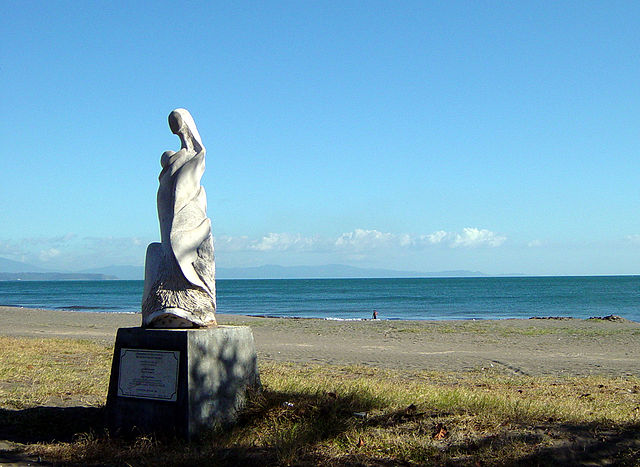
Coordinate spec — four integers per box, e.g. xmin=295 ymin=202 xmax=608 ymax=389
xmin=168 ymin=108 xmax=203 ymax=153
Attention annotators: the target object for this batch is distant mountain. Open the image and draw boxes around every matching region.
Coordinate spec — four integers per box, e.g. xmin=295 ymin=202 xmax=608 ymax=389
xmin=216 ymin=264 xmax=487 ymax=279
xmin=78 ymin=265 xmax=144 ymax=280
xmin=0 ymin=272 xmax=117 ymax=281
xmin=0 ymin=257 xmax=138 ymax=280
xmin=0 ymin=257 xmax=50 ymax=273
xmin=76 ymin=263 xmax=487 ymax=280
xmin=0 ymin=255 xmax=488 ymax=280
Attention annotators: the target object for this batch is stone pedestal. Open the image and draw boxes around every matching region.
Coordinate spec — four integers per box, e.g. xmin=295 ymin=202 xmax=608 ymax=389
xmin=106 ymin=326 xmax=260 ymax=439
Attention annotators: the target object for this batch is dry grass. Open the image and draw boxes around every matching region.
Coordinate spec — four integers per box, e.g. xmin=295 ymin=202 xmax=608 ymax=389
xmin=1 ymin=336 xmax=640 ymax=466
xmin=0 ymin=336 xmax=111 ymax=408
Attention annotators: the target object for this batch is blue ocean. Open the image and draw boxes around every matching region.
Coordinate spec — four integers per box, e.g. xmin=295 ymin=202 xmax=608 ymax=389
xmin=1 ymin=276 xmax=639 ymax=322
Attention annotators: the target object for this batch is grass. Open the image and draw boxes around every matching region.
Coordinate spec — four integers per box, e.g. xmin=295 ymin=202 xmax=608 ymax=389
xmin=382 ymin=319 xmax=640 ymax=338
xmin=0 ymin=337 xmax=111 ymax=409
xmin=1 ymin=336 xmax=640 ymax=466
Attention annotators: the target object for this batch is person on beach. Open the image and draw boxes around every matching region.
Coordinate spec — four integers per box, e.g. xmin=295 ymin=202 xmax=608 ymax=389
xmin=372 ymin=310 xmax=378 ymax=319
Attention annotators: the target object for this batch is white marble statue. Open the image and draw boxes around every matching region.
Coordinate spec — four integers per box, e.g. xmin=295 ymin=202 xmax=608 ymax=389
xmin=141 ymin=109 xmax=217 ymax=328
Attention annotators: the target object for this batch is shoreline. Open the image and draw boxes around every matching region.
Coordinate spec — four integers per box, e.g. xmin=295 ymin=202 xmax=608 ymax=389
xmin=2 ymin=305 xmax=640 ymax=377
xmin=3 ymin=304 xmax=635 ymax=324
xmin=4 ymin=275 xmax=640 ymax=322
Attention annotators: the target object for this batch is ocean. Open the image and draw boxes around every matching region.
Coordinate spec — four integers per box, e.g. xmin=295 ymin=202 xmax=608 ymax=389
xmin=1 ymin=276 xmax=639 ymax=322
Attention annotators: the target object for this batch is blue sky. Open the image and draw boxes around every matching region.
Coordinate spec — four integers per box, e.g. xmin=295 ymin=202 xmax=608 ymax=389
xmin=1 ymin=1 xmax=639 ymax=275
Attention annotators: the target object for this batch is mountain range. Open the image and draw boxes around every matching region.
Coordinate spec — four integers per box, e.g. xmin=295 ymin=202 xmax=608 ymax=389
xmin=0 ymin=256 xmax=488 ymax=280
xmin=215 ymin=264 xmax=487 ymax=279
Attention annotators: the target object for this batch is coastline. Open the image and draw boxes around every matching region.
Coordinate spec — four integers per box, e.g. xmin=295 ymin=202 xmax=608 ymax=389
xmin=2 ymin=305 xmax=640 ymax=377
xmin=4 ymin=275 xmax=640 ymax=321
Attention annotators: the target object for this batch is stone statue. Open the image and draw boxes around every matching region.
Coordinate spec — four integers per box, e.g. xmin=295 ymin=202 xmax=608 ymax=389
xmin=142 ymin=109 xmax=217 ymax=328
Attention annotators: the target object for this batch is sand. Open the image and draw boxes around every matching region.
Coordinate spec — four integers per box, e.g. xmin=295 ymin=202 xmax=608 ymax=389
xmin=2 ymin=305 xmax=640 ymax=377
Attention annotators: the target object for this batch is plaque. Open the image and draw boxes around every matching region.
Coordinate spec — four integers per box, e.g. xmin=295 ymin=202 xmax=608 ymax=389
xmin=117 ymin=349 xmax=180 ymax=401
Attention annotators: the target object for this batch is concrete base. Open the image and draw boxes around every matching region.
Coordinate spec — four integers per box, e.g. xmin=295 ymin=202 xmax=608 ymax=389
xmin=106 ymin=326 xmax=260 ymax=439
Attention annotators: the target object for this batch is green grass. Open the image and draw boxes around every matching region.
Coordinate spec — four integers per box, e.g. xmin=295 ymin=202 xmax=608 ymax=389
xmin=1 ymin=336 xmax=640 ymax=466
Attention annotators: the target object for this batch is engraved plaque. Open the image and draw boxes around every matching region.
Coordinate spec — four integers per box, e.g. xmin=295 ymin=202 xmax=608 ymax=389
xmin=117 ymin=349 xmax=179 ymax=401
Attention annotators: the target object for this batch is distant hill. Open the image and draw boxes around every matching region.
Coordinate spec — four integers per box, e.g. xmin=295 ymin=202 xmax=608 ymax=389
xmin=0 ymin=272 xmax=117 ymax=281
xmin=216 ymin=264 xmax=486 ymax=279
xmin=78 ymin=263 xmax=486 ymax=280
xmin=78 ymin=265 xmax=144 ymax=280
xmin=0 ymin=257 xmax=141 ymax=280
xmin=0 ymin=257 xmax=50 ymax=273
xmin=0 ymin=255 xmax=489 ymax=280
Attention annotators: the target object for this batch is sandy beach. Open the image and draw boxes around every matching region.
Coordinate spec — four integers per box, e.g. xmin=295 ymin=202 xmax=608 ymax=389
xmin=2 ymin=305 xmax=639 ymax=377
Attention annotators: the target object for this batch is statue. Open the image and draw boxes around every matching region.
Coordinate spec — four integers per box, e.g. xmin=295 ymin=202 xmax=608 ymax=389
xmin=141 ymin=109 xmax=217 ymax=328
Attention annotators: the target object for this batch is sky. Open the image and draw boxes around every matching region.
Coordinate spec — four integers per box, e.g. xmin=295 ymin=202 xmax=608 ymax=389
xmin=1 ymin=1 xmax=639 ymax=276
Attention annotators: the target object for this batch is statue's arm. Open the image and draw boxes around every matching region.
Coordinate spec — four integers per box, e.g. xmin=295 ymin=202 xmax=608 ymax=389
xmin=164 ymin=149 xmax=191 ymax=177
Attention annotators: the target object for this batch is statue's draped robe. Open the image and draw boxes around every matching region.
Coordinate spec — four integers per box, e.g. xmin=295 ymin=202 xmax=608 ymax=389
xmin=142 ymin=110 xmax=216 ymax=328
xmin=158 ymin=147 xmax=215 ymax=298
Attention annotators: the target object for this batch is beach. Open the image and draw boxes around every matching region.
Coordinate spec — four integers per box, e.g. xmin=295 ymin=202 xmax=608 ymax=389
xmin=3 ymin=305 xmax=639 ymax=377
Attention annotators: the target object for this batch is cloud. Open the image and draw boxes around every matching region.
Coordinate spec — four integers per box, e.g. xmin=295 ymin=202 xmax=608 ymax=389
xmin=335 ymin=229 xmax=397 ymax=250
xmin=0 ymin=237 xmax=68 ymax=261
xmin=0 ymin=234 xmax=77 ymax=257
xmin=39 ymin=248 xmax=61 ymax=261
xmin=0 ymin=235 xmax=148 ymax=269
xmin=250 ymin=233 xmax=318 ymax=252
xmin=0 ymin=227 xmax=507 ymax=270
xmin=626 ymin=235 xmax=640 ymax=245
xmin=425 ymin=231 xmax=448 ymax=244
xmin=215 ymin=235 xmax=252 ymax=251
xmin=450 ymin=228 xmax=506 ymax=248
xmin=216 ymin=233 xmax=322 ymax=252
xmin=527 ymin=239 xmax=543 ymax=248
xmin=418 ymin=228 xmax=506 ymax=248
xmin=83 ymin=236 xmax=146 ymax=251
xmin=217 ymin=227 xmax=506 ymax=255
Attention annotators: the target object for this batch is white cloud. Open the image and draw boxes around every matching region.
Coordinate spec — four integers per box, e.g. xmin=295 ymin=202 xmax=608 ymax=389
xmin=39 ymin=248 xmax=61 ymax=261
xmin=335 ymin=229 xmax=397 ymax=250
xmin=418 ymin=228 xmax=506 ymax=248
xmin=217 ymin=227 xmax=506 ymax=255
xmin=0 ymin=227 xmax=507 ymax=270
xmin=450 ymin=228 xmax=506 ymax=248
xmin=250 ymin=233 xmax=317 ymax=252
xmin=0 ymin=235 xmax=148 ymax=270
xmin=424 ymin=230 xmax=448 ymax=244
xmin=0 ymin=237 xmax=70 ymax=261
xmin=626 ymin=235 xmax=640 ymax=245
xmin=398 ymin=234 xmax=412 ymax=247
xmin=215 ymin=235 xmax=252 ymax=251
xmin=527 ymin=239 xmax=543 ymax=248
xmin=216 ymin=233 xmax=320 ymax=252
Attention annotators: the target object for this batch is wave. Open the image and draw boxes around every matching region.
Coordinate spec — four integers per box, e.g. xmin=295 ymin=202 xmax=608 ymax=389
xmin=324 ymin=317 xmax=368 ymax=321
xmin=56 ymin=305 xmax=138 ymax=314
